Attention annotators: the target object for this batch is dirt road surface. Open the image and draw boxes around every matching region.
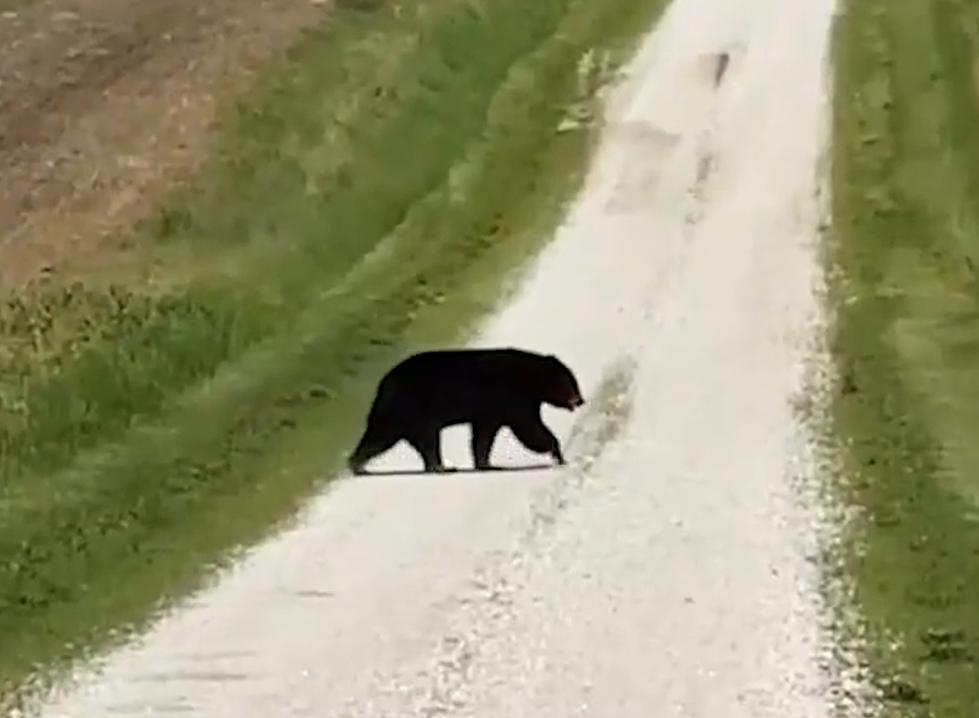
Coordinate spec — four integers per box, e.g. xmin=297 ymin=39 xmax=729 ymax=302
xmin=29 ymin=0 xmax=841 ymax=714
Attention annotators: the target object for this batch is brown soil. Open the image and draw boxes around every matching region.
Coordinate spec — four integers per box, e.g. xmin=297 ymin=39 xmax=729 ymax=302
xmin=0 ymin=0 xmax=326 ymax=287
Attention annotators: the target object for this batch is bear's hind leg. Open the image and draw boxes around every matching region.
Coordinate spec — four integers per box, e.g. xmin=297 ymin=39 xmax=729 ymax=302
xmin=471 ymin=419 xmax=502 ymax=470
xmin=406 ymin=427 xmax=448 ymax=473
xmin=348 ymin=425 xmax=400 ymax=475
xmin=509 ymin=414 xmax=565 ymax=466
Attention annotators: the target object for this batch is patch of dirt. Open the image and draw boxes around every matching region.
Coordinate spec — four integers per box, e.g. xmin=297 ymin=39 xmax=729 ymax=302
xmin=0 ymin=0 xmax=327 ymax=287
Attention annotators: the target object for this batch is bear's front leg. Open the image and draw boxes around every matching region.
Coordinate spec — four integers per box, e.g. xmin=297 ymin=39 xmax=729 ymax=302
xmin=509 ymin=414 xmax=565 ymax=466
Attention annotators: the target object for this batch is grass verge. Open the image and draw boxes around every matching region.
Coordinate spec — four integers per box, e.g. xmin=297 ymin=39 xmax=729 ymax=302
xmin=0 ymin=0 xmax=670 ymax=708
xmin=829 ymin=0 xmax=979 ymax=713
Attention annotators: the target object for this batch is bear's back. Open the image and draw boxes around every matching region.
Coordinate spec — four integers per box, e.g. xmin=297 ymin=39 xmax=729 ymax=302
xmin=381 ymin=348 xmax=544 ymax=399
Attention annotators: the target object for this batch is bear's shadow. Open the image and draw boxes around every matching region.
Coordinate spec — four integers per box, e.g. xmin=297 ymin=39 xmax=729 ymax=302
xmin=354 ymin=463 xmax=556 ymax=477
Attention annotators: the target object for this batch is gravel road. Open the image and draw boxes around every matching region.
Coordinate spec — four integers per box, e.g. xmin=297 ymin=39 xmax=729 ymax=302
xmin=31 ymin=0 xmax=839 ymax=714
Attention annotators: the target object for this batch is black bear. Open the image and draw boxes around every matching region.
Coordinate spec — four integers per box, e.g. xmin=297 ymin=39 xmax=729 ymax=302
xmin=348 ymin=348 xmax=585 ymax=474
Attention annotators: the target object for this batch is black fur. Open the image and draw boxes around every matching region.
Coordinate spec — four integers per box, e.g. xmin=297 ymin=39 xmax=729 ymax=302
xmin=348 ymin=348 xmax=584 ymax=474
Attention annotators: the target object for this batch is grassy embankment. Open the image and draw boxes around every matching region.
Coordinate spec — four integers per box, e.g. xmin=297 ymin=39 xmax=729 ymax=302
xmin=0 ymin=0 xmax=670 ymax=706
xmin=831 ymin=0 xmax=979 ymax=713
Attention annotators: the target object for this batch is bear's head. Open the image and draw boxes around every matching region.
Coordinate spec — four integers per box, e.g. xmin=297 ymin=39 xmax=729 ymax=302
xmin=539 ymin=354 xmax=585 ymax=410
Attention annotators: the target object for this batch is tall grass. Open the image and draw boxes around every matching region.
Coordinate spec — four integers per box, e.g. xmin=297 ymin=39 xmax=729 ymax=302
xmin=2 ymin=0 xmax=569 ymax=480
xmin=0 ymin=0 xmax=670 ymax=706
xmin=830 ymin=0 xmax=979 ymax=713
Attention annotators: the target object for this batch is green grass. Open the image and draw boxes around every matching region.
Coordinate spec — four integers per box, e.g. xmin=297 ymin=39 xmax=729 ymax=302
xmin=829 ymin=0 xmax=979 ymax=713
xmin=0 ymin=0 xmax=670 ymax=708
